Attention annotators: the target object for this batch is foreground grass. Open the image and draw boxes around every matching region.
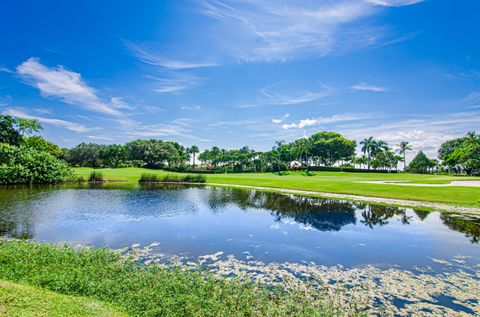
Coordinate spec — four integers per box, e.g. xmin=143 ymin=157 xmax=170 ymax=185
xmin=74 ymin=168 xmax=480 ymax=208
xmin=0 ymin=281 xmax=124 ymax=317
xmin=0 ymin=240 xmax=347 ymax=317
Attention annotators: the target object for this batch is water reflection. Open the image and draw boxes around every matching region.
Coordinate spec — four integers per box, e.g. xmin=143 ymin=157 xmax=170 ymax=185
xmin=0 ymin=185 xmax=479 ymax=245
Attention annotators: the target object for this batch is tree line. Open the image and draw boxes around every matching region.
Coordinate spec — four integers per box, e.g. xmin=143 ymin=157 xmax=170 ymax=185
xmin=1 ymin=114 xmax=478 ymax=179
xmin=62 ymin=130 xmax=479 ymax=175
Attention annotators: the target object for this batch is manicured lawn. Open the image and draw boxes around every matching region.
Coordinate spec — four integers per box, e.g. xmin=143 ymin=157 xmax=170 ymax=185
xmin=0 ymin=280 xmax=124 ymax=317
xmin=74 ymin=168 xmax=480 ymax=207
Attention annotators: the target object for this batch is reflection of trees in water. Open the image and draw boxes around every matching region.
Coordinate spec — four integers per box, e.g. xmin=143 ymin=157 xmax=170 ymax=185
xmin=1 ymin=185 xmax=480 ymax=244
xmin=358 ymin=204 xmax=411 ymax=229
xmin=440 ymin=213 xmax=480 ymax=244
xmin=206 ymin=188 xmax=357 ymax=231
xmin=413 ymin=209 xmax=430 ymax=221
xmin=0 ymin=188 xmax=36 ymax=239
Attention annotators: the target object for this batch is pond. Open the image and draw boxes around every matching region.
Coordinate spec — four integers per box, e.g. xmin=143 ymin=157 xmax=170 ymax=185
xmin=1 ymin=184 xmax=479 ymax=271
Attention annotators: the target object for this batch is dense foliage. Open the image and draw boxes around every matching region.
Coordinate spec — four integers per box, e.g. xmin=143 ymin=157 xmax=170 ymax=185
xmin=407 ymin=151 xmax=437 ymax=174
xmin=0 ymin=114 xmax=72 ymax=184
xmin=0 ymin=143 xmax=72 ymax=184
xmin=65 ymin=140 xmax=191 ymax=169
xmin=438 ymin=132 xmax=480 ymax=175
xmin=0 ymin=115 xmax=42 ymax=146
xmin=0 ymin=240 xmax=348 ymax=316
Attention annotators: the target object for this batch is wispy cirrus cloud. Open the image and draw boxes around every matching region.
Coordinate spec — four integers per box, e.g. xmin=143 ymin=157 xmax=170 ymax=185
xmin=4 ymin=108 xmax=95 ymax=133
xmin=351 ymin=82 xmax=387 ymax=92
xmin=366 ymin=0 xmax=424 ymax=6
xmin=239 ymin=84 xmax=334 ymax=108
xmin=125 ymin=41 xmax=217 ymax=70
xmin=0 ymin=66 xmax=13 ymax=73
xmin=148 ymin=75 xmax=203 ymax=94
xmin=281 ymin=113 xmax=371 ymax=129
xmin=200 ymin=0 xmax=423 ymax=62
xmin=17 ymin=58 xmax=124 ymax=116
xmin=463 ymin=91 xmax=480 ymax=108
xmin=127 ymin=122 xmax=212 ymax=142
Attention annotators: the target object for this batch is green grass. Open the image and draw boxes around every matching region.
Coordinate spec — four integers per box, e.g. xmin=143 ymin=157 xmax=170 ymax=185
xmin=0 ymin=280 xmax=124 ymax=317
xmin=0 ymin=240 xmax=350 ymax=317
xmin=139 ymin=172 xmax=206 ymax=183
xmin=74 ymin=167 xmax=480 ymax=208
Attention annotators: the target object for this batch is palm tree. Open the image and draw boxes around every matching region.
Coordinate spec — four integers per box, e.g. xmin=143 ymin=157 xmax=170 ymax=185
xmin=396 ymin=141 xmax=412 ymax=172
xmin=466 ymin=131 xmax=479 ymax=146
xmin=188 ymin=145 xmax=200 ymax=168
xmin=360 ymin=137 xmax=374 ymax=170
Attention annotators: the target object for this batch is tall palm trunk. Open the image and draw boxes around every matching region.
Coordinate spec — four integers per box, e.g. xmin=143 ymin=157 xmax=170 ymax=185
xmin=367 ymin=152 xmax=371 ymax=170
xmin=403 ymin=152 xmax=406 ymax=172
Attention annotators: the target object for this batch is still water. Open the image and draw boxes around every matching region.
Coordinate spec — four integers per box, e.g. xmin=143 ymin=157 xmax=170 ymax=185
xmin=1 ymin=184 xmax=479 ymax=269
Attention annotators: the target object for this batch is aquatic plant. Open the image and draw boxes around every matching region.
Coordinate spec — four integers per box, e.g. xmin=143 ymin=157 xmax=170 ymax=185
xmin=139 ymin=173 xmax=206 ymax=183
xmin=88 ymin=170 xmax=104 ymax=183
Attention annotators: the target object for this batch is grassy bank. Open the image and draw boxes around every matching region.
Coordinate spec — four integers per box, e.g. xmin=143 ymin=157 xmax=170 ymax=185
xmin=74 ymin=167 xmax=480 ymax=208
xmin=0 ymin=280 xmax=124 ymax=317
xmin=0 ymin=240 xmax=350 ymax=317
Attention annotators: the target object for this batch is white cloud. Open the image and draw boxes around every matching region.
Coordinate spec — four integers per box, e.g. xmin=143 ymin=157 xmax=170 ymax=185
xmin=239 ymin=84 xmax=334 ymax=108
xmin=180 ymin=105 xmax=201 ymax=111
xmin=17 ymin=58 xmax=122 ymax=116
xmin=366 ymin=0 xmax=424 ymax=6
xmin=351 ymin=83 xmax=386 ymax=92
xmin=110 ymin=97 xmax=134 ymax=110
xmin=200 ymin=0 xmax=421 ymax=62
xmin=337 ymin=111 xmax=480 ymax=159
xmin=87 ymin=135 xmax=115 ymax=141
xmin=272 ymin=118 xmax=282 ymax=124
xmin=0 ymin=67 xmax=13 ymax=74
xmin=463 ymin=91 xmax=480 ymax=108
xmin=125 ymin=41 xmax=218 ymax=69
xmin=282 ymin=113 xmax=370 ymax=129
xmin=4 ymin=108 xmax=94 ymax=133
xmin=148 ymin=75 xmax=202 ymax=94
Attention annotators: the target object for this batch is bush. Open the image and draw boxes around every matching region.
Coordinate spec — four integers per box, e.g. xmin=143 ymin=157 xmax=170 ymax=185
xmin=139 ymin=173 xmax=206 ymax=183
xmin=88 ymin=171 xmax=104 ymax=183
xmin=0 ymin=143 xmax=72 ymax=184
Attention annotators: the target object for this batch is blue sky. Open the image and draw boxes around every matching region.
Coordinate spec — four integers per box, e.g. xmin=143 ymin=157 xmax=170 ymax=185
xmin=1 ymin=0 xmax=479 ymax=160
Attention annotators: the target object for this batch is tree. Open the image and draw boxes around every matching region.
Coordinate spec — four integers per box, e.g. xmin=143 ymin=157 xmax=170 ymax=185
xmin=360 ymin=137 xmax=375 ymax=170
xmin=125 ymin=139 xmax=179 ymax=169
xmin=0 ymin=114 xmax=42 ymax=146
xmin=397 ymin=141 xmax=412 ymax=172
xmin=407 ymin=151 xmax=434 ymax=174
xmin=65 ymin=143 xmax=104 ymax=167
xmin=309 ymin=132 xmax=356 ymax=166
xmin=439 ymin=131 xmax=480 ymax=175
xmin=188 ymin=145 xmax=200 ymax=168
xmin=22 ymin=136 xmax=63 ymax=158
xmin=100 ymin=144 xmax=127 ymax=168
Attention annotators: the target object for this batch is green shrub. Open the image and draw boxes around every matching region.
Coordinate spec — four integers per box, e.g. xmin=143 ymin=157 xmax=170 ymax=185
xmin=0 ymin=240 xmax=349 ymax=317
xmin=0 ymin=143 xmax=72 ymax=184
xmin=88 ymin=171 xmax=104 ymax=182
xmin=138 ymin=173 xmax=160 ymax=183
xmin=139 ymin=173 xmax=206 ymax=183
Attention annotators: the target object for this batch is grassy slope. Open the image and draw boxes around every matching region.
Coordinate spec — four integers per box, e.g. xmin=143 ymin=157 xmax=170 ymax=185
xmin=0 ymin=281 xmax=124 ymax=317
xmin=74 ymin=167 xmax=480 ymax=207
xmin=0 ymin=240 xmax=342 ymax=317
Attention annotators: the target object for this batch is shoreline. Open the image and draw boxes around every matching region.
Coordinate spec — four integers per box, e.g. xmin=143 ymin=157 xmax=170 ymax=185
xmin=204 ymin=182 xmax=480 ymax=215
